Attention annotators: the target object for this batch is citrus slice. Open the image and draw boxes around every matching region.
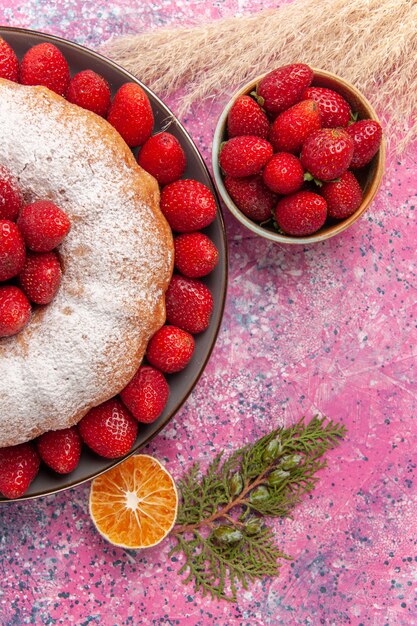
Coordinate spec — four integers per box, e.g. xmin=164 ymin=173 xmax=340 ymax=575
xmin=89 ymin=454 xmax=178 ymax=549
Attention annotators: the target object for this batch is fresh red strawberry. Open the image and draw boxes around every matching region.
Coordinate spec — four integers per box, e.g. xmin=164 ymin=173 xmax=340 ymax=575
xmin=17 ymin=200 xmax=70 ymax=252
xmin=107 ymin=82 xmax=154 ymax=147
xmin=262 ymin=153 xmax=305 ymax=195
xmin=78 ymin=399 xmax=138 ymax=459
xmin=227 ymin=95 xmax=270 ymax=139
xmin=320 ymin=170 xmax=363 ymax=220
xmin=0 ymin=286 xmax=31 ymax=337
xmin=269 ymin=99 xmax=321 ymax=154
xmin=0 ymin=443 xmax=40 ymax=499
xmin=0 ymin=220 xmax=26 ymax=281
xmin=137 ymin=132 xmax=186 ymax=185
xmin=165 ymin=274 xmax=213 ymax=334
xmin=146 ymin=325 xmax=195 ymax=373
xmin=301 ymin=128 xmax=354 ymax=181
xmin=20 ymin=43 xmax=70 ymax=96
xmin=219 ymin=136 xmax=273 ymax=177
xmin=120 ymin=365 xmax=169 ymax=423
xmin=275 ymin=190 xmax=327 ymax=236
xmin=0 ymin=165 xmax=23 ymax=221
xmin=36 ymin=426 xmax=82 ymax=474
xmin=256 ymin=64 xmax=313 ymax=115
xmin=224 ymin=174 xmax=276 ymax=222
xmin=0 ymin=36 xmax=19 ymax=82
xmin=66 ymin=69 xmax=111 ymax=117
xmin=160 ymin=179 xmax=217 ymax=232
xmin=174 ymin=232 xmax=219 ymax=278
xmin=19 ymin=252 xmax=62 ymax=305
xmin=346 ymin=119 xmax=383 ymax=168
xmin=302 ymin=87 xmax=351 ymax=128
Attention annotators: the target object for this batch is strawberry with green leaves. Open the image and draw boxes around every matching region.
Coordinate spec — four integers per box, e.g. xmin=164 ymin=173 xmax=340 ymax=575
xmin=256 ymin=63 xmax=313 ymax=115
xmin=262 ymin=153 xmax=305 ymax=195
xmin=219 ymin=136 xmax=273 ymax=177
xmin=302 ymin=86 xmax=352 ymax=128
xmin=0 ymin=443 xmax=40 ymax=499
xmin=174 ymin=232 xmax=219 ymax=278
xmin=269 ymin=99 xmax=321 ymax=154
xmin=227 ymin=95 xmax=270 ymax=139
xmin=275 ymin=190 xmax=327 ymax=236
xmin=224 ymin=174 xmax=276 ymax=222
xmin=146 ymin=325 xmax=195 ymax=373
xmin=0 ymin=36 xmax=19 ymax=82
xmin=79 ymin=399 xmax=138 ymax=459
xmin=346 ymin=119 xmax=383 ymax=168
xmin=137 ymin=132 xmax=186 ymax=185
xmin=107 ymin=83 xmax=154 ymax=147
xmin=37 ymin=427 xmax=82 ymax=474
xmin=320 ymin=171 xmax=363 ymax=220
xmin=160 ymin=179 xmax=217 ymax=232
xmin=120 ymin=365 xmax=169 ymax=424
xmin=165 ymin=274 xmax=213 ymax=334
xmin=0 ymin=286 xmax=31 ymax=337
xmin=301 ymin=128 xmax=354 ymax=182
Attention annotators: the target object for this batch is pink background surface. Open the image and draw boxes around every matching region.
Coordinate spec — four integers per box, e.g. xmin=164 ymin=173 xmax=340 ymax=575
xmin=1 ymin=1 xmax=417 ymax=624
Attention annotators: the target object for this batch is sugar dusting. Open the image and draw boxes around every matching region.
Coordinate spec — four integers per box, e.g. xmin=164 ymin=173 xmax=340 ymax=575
xmin=0 ymin=80 xmax=173 ymax=447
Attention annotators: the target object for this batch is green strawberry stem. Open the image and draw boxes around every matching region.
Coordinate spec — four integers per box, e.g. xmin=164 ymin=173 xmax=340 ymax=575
xmin=303 ymin=171 xmax=323 ymax=187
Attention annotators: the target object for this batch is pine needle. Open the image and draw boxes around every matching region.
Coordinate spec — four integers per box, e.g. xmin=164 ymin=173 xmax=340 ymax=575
xmin=170 ymin=415 xmax=346 ymax=602
xmin=102 ymin=0 xmax=417 ymax=153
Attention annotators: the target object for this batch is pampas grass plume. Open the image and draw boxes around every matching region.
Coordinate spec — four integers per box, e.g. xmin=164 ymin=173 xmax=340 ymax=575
xmin=103 ymin=0 xmax=417 ymax=152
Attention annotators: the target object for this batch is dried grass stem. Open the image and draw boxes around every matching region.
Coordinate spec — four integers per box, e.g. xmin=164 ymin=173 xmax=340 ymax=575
xmin=102 ymin=0 xmax=417 ymax=152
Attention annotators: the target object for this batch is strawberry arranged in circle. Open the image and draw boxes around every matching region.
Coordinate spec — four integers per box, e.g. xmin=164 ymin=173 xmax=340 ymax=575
xmin=0 ymin=442 xmax=40 ymax=499
xmin=0 ymin=165 xmax=23 ymax=221
xmin=0 ymin=220 xmax=26 ymax=281
xmin=146 ymin=325 xmax=195 ymax=373
xmin=120 ymin=365 xmax=169 ymax=423
xmin=321 ymin=170 xmax=363 ymax=220
xmin=20 ymin=42 xmax=70 ymax=96
xmin=256 ymin=63 xmax=313 ymax=115
xmin=107 ymin=82 xmax=154 ymax=147
xmin=17 ymin=200 xmax=70 ymax=252
xmin=302 ymin=86 xmax=351 ymax=128
xmin=66 ymin=69 xmax=111 ymax=117
xmin=19 ymin=251 xmax=62 ymax=305
xmin=262 ymin=153 xmax=305 ymax=195
xmin=78 ymin=399 xmax=138 ymax=459
xmin=160 ymin=179 xmax=217 ymax=232
xmin=0 ymin=36 xmax=19 ymax=82
xmin=137 ymin=132 xmax=186 ymax=185
xmin=165 ymin=274 xmax=213 ymax=334
xmin=301 ymin=128 xmax=354 ymax=181
xmin=275 ymin=190 xmax=327 ymax=236
xmin=36 ymin=426 xmax=82 ymax=474
xmin=0 ymin=286 xmax=31 ymax=337
xmin=269 ymin=99 xmax=321 ymax=154
xmin=227 ymin=95 xmax=270 ymax=139
xmin=174 ymin=232 xmax=219 ymax=278
xmin=224 ymin=174 xmax=276 ymax=222
xmin=219 ymin=136 xmax=273 ymax=177
xmin=346 ymin=119 xmax=383 ymax=168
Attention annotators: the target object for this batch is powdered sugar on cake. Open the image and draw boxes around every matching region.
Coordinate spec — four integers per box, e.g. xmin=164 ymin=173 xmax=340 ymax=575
xmin=0 ymin=80 xmax=173 ymax=447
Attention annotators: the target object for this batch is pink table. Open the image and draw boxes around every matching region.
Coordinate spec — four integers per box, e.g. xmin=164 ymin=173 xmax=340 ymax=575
xmin=1 ymin=2 xmax=416 ymax=624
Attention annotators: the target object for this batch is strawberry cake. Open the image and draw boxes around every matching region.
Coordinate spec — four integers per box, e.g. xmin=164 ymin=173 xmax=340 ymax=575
xmin=0 ymin=78 xmax=174 ymax=448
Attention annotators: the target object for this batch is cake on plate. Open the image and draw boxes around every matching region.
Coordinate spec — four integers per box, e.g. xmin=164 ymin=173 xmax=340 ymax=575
xmin=0 ymin=78 xmax=174 ymax=448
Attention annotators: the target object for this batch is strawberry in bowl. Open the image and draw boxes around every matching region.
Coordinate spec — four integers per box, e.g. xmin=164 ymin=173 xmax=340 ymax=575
xmin=213 ymin=63 xmax=385 ymax=244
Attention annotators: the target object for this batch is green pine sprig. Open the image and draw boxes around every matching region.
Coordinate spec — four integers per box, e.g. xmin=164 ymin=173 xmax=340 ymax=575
xmin=170 ymin=415 xmax=346 ymax=602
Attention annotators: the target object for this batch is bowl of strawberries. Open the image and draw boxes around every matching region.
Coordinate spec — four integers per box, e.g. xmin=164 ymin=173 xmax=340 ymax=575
xmin=212 ymin=63 xmax=385 ymax=243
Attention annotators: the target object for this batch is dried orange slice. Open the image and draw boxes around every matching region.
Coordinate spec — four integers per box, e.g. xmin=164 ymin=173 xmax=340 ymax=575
xmin=89 ymin=454 xmax=178 ymax=549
